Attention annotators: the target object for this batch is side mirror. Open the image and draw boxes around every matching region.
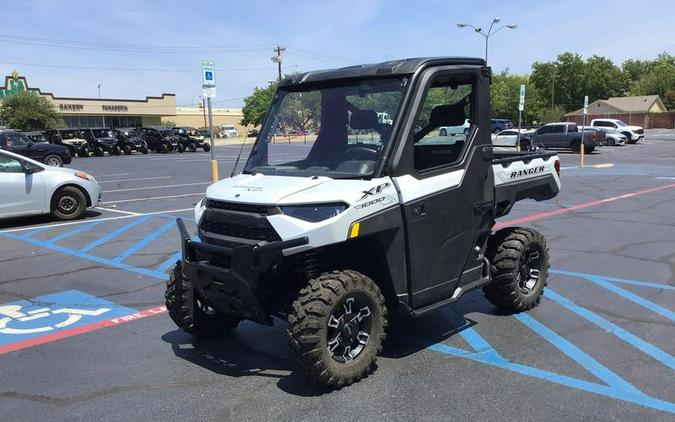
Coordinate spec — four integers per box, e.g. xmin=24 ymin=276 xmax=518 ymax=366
xmin=23 ymin=163 xmax=43 ymax=174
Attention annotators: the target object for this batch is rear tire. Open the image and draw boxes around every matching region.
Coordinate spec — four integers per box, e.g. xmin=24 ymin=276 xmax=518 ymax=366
xmin=570 ymin=140 xmax=581 ymax=153
xmin=160 ymin=144 xmax=169 ymax=153
xmin=78 ymin=146 xmax=90 ymax=157
xmin=177 ymin=143 xmax=186 ymax=153
xmin=51 ymin=186 xmax=87 ymax=221
xmin=43 ymin=154 xmax=63 ymax=167
xmin=165 ymin=262 xmax=241 ymax=337
xmin=123 ymin=145 xmax=132 ymax=155
xmin=188 ymin=142 xmax=197 ymax=152
xmin=483 ymin=228 xmax=550 ymax=312
xmin=94 ymin=146 xmax=105 ymax=157
xmin=140 ymin=145 xmax=149 ymax=154
xmin=288 ymin=270 xmax=387 ymax=388
xmin=113 ymin=145 xmax=122 ymax=155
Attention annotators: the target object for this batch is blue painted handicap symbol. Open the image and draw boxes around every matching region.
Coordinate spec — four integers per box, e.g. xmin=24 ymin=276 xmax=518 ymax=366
xmin=205 ymin=71 xmax=213 ymax=81
xmin=0 ymin=290 xmax=136 ymax=346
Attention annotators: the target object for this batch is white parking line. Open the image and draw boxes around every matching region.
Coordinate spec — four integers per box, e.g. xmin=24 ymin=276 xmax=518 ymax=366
xmin=99 ymin=193 xmax=203 ymax=204
xmin=98 ymin=176 xmax=172 ymax=184
xmin=93 ymin=173 xmax=131 ymax=178
xmin=94 ymin=207 xmax=142 ymax=215
xmin=0 ymin=208 xmax=194 ymax=233
xmin=102 ymin=182 xmax=210 ymax=193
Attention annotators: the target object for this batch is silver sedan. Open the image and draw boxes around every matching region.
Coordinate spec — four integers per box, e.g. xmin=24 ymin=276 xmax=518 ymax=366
xmin=0 ymin=149 xmax=101 ymax=221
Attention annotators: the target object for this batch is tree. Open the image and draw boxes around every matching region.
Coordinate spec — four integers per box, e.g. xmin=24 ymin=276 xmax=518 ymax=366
xmin=583 ymin=55 xmax=627 ymax=101
xmin=628 ymin=53 xmax=675 ymax=110
xmin=491 ymin=70 xmax=546 ymax=124
xmin=0 ymin=92 xmax=63 ymax=130
xmin=240 ymin=83 xmax=277 ymax=127
xmin=162 ymin=119 xmax=177 ymax=127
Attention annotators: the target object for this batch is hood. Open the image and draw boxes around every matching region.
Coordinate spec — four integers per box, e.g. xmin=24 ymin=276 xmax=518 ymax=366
xmin=206 ymin=174 xmax=331 ymax=205
xmin=625 ymin=125 xmax=643 ymax=131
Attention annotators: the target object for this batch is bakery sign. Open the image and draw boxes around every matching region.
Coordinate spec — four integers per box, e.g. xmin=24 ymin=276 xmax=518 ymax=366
xmin=59 ymin=103 xmax=84 ymax=111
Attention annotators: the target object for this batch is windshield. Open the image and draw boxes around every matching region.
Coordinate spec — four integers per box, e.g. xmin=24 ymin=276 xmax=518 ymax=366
xmin=244 ymin=77 xmax=406 ymax=178
xmin=615 ymin=120 xmax=627 ymax=127
xmin=160 ymin=130 xmax=174 ymax=136
xmin=92 ymin=129 xmax=113 ymax=138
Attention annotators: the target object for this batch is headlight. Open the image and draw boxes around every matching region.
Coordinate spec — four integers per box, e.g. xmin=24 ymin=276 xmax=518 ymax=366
xmin=74 ymin=172 xmax=96 ymax=182
xmin=280 ymin=203 xmax=347 ymax=223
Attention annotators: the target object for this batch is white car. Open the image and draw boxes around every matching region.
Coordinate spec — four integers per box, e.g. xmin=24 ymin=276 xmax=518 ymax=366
xmin=590 ymin=119 xmax=644 ymax=144
xmin=439 ymin=118 xmax=470 ymax=137
xmin=0 ymin=149 xmax=100 ymax=221
xmin=219 ymin=125 xmax=238 ymax=138
xmin=579 ymin=126 xmax=626 ymax=146
xmin=492 ymin=129 xmax=535 ymax=148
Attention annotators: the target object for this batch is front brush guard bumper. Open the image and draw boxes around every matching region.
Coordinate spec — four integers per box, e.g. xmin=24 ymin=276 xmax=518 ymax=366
xmin=175 ymin=218 xmax=308 ymax=325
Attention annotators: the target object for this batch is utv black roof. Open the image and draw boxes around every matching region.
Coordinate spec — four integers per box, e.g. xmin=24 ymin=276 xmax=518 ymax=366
xmin=279 ymin=57 xmax=486 ymax=87
xmin=146 ymin=126 xmax=174 ymax=130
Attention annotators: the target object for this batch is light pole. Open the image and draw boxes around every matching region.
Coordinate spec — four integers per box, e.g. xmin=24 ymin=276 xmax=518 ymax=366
xmin=457 ymin=17 xmax=517 ymax=63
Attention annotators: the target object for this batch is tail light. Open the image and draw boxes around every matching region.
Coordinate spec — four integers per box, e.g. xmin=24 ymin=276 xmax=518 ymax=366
xmin=554 ymin=160 xmax=560 ymax=176
xmin=591 ymin=132 xmax=597 ymax=140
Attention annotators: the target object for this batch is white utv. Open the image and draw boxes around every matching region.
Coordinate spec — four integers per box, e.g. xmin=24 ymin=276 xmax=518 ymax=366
xmin=166 ymin=57 xmax=562 ymax=388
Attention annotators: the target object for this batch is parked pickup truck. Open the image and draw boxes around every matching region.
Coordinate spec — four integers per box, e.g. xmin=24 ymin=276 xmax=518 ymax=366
xmin=532 ymin=122 xmax=602 ymax=153
xmin=165 ymin=57 xmax=562 ymax=388
xmin=590 ymin=118 xmax=644 ymax=144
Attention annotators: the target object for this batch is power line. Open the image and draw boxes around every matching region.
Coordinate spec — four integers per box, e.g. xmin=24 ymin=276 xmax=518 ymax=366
xmin=0 ymin=34 xmax=272 ymax=54
xmin=0 ymin=61 xmax=270 ymax=72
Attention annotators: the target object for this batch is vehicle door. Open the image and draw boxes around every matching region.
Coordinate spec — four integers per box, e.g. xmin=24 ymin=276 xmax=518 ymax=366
xmin=547 ymin=124 xmax=566 ymax=147
xmin=391 ymin=68 xmax=494 ymax=308
xmin=0 ymin=153 xmax=46 ymax=217
xmin=533 ymin=125 xmax=551 ymax=146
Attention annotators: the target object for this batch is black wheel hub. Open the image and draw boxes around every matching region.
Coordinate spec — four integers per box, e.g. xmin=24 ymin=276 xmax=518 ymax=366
xmin=518 ymin=245 xmax=542 ymax=293
xmin=58 ymin=195 xmax=78 ymax=214
xmin=327 ymin=296 xmax=372 ymax=363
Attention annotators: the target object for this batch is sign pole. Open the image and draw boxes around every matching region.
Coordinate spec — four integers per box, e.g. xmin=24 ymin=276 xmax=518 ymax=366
xmin=202 ymin=60 xmax=218 ymax=182
xmin=580 ymin=95 xmax=588 ymax=167
xmin=517 ymin=84 xmax=525 ymax=151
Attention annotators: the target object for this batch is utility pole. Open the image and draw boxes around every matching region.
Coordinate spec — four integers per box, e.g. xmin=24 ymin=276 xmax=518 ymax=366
xmin=201 ymin=97 xmax=207 ymax=128
xmin=271 ymin=46 xmax=286 ymax=81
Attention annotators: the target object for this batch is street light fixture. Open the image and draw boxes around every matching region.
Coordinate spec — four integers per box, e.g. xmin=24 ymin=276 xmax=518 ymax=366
xmin=456 ymin=17 xmax=517 ymax=63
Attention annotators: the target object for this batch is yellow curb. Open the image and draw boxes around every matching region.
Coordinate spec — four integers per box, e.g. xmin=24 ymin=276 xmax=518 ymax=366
xmin=589 ymin=163 xmax=614 ymax=169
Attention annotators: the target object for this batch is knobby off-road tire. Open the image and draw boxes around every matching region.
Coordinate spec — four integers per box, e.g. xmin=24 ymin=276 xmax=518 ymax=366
xmin=165 ymin=262 xmax=240 ymax=338
xmin=288 ymin=270 xmax=388 ymax=388
xmin=483 ymin=227 xmax=550 ymax=312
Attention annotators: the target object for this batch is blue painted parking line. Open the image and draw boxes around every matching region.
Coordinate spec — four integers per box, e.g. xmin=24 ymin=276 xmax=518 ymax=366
xmin=2 ymin=232 xmax=167 ymax=279
xmin=582 ymin=275 xmax=675 ymax=322
xmin=43 ymin=221 xmax=103 ymax=244
xmin=21 ymin=226 xmax=53 ymax=237
xmin=111 ymin=220 xmax=177 ymax=264
xmin=545 ymin=290 xmax=675 ymax=370
xmin=156 ymin=251 xmax=181 ymax=273
xmin=550 ymin=269 xmax=675 ymax=291
xmin=0 ymin=290 xmax=136 ymax=348
xmin=79 ymin=215 xmax=153 ymax=253
xmin=514 ymin=313 xmax=644 ymax=396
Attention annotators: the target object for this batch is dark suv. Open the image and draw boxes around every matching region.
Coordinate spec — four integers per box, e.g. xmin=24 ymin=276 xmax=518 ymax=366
xmin=24 ymin=131 xmax=48 ymax=143
xmin=0 ymin=130 xmax=71 ymax=166
xmin=491 ymin=118 xmax=514 ymax=133
xmin=114 ymin=128 xmax=148 ymax=154
xmin=80 ymin=128 xmax=121 ymax=156
xmin=139 ymin=126 xmax=179 ymax=153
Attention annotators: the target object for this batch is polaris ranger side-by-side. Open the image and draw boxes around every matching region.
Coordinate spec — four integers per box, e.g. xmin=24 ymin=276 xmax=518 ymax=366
xmin=166 ymin=57 xmax=561 ymax=388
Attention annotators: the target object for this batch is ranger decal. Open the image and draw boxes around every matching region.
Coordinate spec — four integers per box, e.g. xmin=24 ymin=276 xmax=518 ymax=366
xmin=510 ymin=166 xmax=545 ymax=178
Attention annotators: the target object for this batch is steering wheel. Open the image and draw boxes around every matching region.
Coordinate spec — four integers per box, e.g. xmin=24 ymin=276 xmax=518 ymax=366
xmin=345 ymin=146 xmax=378 ymax=161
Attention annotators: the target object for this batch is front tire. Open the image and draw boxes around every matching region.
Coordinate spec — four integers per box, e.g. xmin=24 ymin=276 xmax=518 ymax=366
xmin=123 ymin=145 xmax=132 ymax=155
xmin=288 ymin=270 xmax=387 ymax=388
xmin=483 ymin=228 xmax=550 ymax=312
xmin=177 ymin=143 xmax=186 ymax=153
xmin=94 ymin=146 xmax=105 ymax=157
xmin=202 ymin=143 xmax=211 ymax=152
xmin=188 ymin=142 xmax=197 ymax=152
xmin=43 ymin=154 xmax=63 ymax=167
xmin=165 ymin=262 xmax=241 ymax=337
xmin=51 ymin=186 xmax=87 ymax=220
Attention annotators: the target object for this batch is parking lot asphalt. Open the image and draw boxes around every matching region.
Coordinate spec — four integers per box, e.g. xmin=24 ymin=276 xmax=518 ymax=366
xmin=0 ymin=131 xmax=674 ymax=421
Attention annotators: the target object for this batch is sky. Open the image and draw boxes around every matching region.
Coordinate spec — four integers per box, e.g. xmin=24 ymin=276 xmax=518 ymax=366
xmin=1 ymin=0 xmax=673 ymax=108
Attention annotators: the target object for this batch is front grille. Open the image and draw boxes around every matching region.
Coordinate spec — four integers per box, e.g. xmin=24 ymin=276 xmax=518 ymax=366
xmin=637 ymin=129 xmax=644 ymax=134
xmin=206 ymin=199 xmax=276 ymax=215
xmin=200 ymin=200 xmax=280 ymax=242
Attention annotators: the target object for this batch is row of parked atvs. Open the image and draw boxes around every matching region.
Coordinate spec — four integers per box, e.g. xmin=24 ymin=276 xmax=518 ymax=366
xmin=27 ymin=126 xmax=211 ymax=158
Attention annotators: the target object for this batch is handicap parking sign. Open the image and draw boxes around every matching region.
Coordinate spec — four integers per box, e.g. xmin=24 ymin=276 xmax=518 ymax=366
xmin=0 ymin=290 xmax=136 ymax=347
xmin=205 ymin=71 xmax=213 ymax=81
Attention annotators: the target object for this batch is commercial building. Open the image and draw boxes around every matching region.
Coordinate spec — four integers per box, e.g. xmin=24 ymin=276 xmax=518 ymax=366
xmin=169 ymin=107 xmax=246 ymax=133
xmin=565 ymin=94 xmax=673 ymax=128
xmin=0 ymin=72 xmax=176 ymax=128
